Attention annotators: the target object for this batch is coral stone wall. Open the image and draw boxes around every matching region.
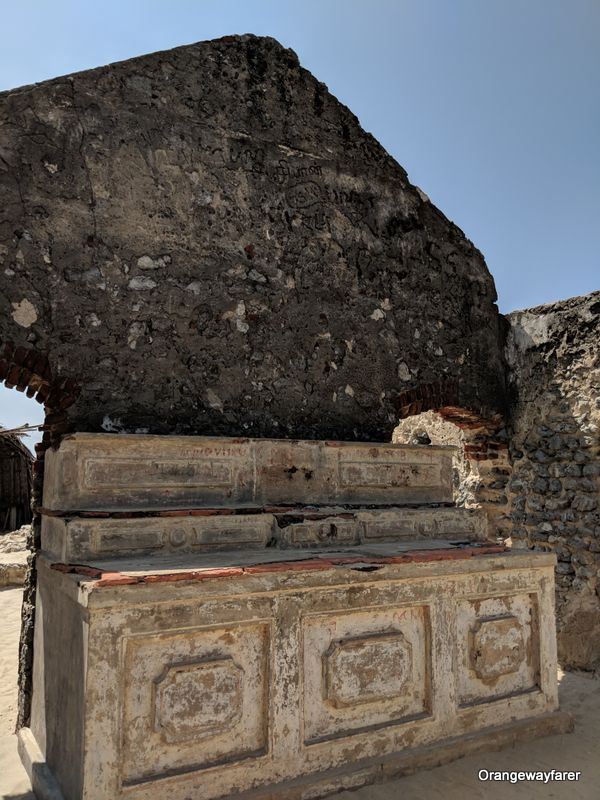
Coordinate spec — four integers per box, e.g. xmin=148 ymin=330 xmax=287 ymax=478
xmin=0 ymin=35 xmax=507 ymax=443
xmin=506 ymin=292 xmax=600 ymax=670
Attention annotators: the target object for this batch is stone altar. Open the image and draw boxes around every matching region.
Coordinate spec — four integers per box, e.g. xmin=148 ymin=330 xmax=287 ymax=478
xmin=18 ymin=434 xmax=570 ymax=799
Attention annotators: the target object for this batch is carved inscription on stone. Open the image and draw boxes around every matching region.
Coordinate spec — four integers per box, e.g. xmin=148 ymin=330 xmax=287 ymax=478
xmin=324 ymin=632 xmax=411 ymax=708
xmin=83 ymin=457 xmax=234 ymax=489
xmin=339 ymin=462 xmax=441 ymax=489
xmin=153 ymin=658 xmax=243 ymax=743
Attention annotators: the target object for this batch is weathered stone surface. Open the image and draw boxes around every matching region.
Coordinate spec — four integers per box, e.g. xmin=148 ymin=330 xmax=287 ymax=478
xmin=22 ymin=431 xmax=566 ymax=800
xmin=42 ymin=434 xmax=455 ymax=511
xmin=24 ymin=548 xmax=563 ymax=800
xmin=41 ymin=506 xmax=487 ymax=561
xmin=506 ymin=291 xmax=600 ymax=670
xmin=0 ymin=554 xmax=28 ymax=586
xmin=0 ymin=35 xmax=506 ymax=442
xmin=393 ymin=411 xmax=512 ymax=538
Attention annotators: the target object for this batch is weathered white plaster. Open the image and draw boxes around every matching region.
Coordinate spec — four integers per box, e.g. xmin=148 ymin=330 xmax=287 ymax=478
xmin=23 ymin=434 xmax=569 ymax=800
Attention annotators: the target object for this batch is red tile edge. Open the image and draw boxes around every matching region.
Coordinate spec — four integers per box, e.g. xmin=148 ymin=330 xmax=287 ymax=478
xmin=142 ymin=567 xmax=245 ymax=583
xmin=244 ymin=559 xmax=334 ymax=574
xmin=50 ymin=545 xmax=506 ymax=589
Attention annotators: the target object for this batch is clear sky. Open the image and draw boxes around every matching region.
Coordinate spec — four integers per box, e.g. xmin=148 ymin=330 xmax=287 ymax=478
xmin=1 ymin=0 xmax=599 ymax=447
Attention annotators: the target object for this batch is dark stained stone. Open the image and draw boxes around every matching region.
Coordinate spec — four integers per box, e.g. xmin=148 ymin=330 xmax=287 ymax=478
xmin=0 ymin=34 xmax=507 ymax=441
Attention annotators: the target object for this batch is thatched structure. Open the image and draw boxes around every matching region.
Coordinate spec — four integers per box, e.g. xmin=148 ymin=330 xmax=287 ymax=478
xmin=0 ymin=426 xmax=33 ymax=532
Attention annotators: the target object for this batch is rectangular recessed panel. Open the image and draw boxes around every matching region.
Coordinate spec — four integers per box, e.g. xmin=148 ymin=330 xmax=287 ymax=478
xmin=456 ymin=593 xmax=540 ymax=707
xmin=359 ymin=511 xmax=419 ymax=540
xmin=340 ymin=462 xmax=441 ymax=489
xmin=84 ymin=458 xmax=234 ymax=489
xmin=188 ymin=515 xmax=273 ymax=548
xmin=431 ymin=509 xmax=486 ymax=538
xmin=302 ymin=606 xmax=431 ymax=744
xmin=358 ymin=509 xmax=488 ymax=542
xmin=42 ymin=435 xmax=252 ymax=511
xmin=97 ymin=528 xmax=164 ymax=553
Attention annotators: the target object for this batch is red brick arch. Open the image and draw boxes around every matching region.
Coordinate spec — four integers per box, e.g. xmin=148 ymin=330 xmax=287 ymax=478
xmin=393 ymin=379 xmax=507 ymax=461
xmin=0 ymin=340 xmax=79 ymax=451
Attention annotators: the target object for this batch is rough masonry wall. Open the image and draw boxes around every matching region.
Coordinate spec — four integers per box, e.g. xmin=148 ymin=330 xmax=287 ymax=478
xmin=0 ymin=34 xmax=506 ymax=444
xmin=506 ymin=292 xmax=600 ymax=670
xmin=392 ymin=410 xmax=511 ymax=539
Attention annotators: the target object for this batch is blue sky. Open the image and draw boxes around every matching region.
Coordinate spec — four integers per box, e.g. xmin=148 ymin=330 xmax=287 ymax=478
xmin=1 ymin=0 xmax=599 ymax=447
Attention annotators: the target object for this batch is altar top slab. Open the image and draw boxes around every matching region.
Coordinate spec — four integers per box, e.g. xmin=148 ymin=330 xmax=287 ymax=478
xmin=41 ymin=546 xmax=556 ymax=610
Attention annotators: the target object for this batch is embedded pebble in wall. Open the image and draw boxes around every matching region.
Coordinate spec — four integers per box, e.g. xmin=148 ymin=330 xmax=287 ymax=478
xmin=11 ymin=299 xmax=38 ymax=328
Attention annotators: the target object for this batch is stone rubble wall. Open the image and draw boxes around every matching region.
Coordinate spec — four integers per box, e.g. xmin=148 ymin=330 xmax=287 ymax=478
xmin=0 ymin=34 xmax=510 ymax=731
xmin=0 ymin=525 xmax=29 ymax=586
xmin=392 ymin=411 xmax=469 ymax=501
xmin=506 ymin=291 xmax=600 ymax=670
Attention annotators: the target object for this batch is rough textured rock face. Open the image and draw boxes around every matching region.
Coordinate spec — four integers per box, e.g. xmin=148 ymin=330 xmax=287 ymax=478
xmin=506 ymin=292 xmax=600 ymax=670
xmin=0 ymin=34 xmax=506 ymax=443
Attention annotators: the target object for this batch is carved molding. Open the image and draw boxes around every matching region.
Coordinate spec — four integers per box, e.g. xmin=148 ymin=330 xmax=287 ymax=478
xmin=470 ymin=615 xmax=525 ymax=680
xmin=324 ymin=631 xmax=412 ymax=708
xmin=152 ymin=657 xmax=243 ymax=743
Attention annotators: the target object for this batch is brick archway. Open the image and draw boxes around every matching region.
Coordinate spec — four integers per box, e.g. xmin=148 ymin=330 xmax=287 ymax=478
xmin=392 ymin=380 xmax=511 ymax=540
xmin=0 ymin=340 xmax=79 ymax=482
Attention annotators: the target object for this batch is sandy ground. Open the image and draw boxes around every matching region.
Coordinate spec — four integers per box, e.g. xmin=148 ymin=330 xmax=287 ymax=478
xmin=0 ymin=586 xmax=598 ymax=800
xmin=0 ymin=588 xmax=31 ymax=800
xmin=0 ymin=528 xmax=29 ymax=589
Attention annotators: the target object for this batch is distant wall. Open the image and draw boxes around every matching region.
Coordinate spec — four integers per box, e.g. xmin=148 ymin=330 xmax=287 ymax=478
xmin=506 ymin=292 xmax=600 ymax=670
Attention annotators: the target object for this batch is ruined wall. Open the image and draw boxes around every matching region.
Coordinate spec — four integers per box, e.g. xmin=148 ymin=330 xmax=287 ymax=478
xmin=506 ymin=292 xmax=600 ymax=670
xmin=392 ymin=411 xmax=469 ymax=502
xmin=392 ymin=411 xmax=511 ymax=539
xmin=0 ymin=34 xmax=507 ymax=444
